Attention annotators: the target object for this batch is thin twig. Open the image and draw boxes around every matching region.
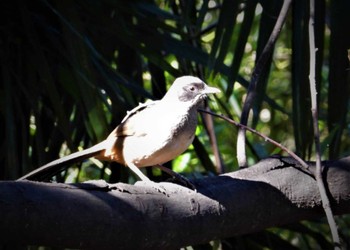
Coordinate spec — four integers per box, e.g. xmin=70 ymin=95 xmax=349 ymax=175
xmin=201 ymin=107 xmax=225 ymax=174
xmin=237 ymin=0 xmax=292 ymax=168
xmin=199 ymin=109 xmax=309 ymax=170
xmin=308 ymin=1 xmax=341 ymax=248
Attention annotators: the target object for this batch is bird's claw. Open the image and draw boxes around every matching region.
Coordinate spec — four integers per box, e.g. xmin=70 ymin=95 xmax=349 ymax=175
xmin=167 ymin=174 xmax=196 ymax=191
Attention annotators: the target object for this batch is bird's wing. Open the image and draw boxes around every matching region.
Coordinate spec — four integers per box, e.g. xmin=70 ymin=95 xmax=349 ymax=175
xmin=121 ymin=100 xmax=157 ymax=123
xmin=110 ymin=100 xmax=159 ymax=137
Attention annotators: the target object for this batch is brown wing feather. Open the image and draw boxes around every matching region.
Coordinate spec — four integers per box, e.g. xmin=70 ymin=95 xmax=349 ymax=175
xmin=110 ymin=100 xmax=158 ymax=137
xmin=102 ymin=100 xmax=159 ymax=164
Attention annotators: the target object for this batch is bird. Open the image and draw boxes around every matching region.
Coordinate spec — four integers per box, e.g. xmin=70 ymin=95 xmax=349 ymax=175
xmin=18 ymin=76 xmax=220 ymax=185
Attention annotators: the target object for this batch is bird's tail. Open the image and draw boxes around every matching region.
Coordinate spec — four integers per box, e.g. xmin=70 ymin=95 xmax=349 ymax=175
xmin=18 ymin=141 xmax=108 ymax=181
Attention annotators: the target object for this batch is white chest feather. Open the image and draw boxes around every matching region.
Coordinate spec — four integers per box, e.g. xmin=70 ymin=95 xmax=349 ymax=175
xmin=121 ymin=101 xmax=199 ymax=167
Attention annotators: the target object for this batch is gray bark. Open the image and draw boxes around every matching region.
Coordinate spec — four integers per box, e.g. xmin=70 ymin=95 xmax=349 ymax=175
xmin=1 ymin=156 xmax=350 ymax=249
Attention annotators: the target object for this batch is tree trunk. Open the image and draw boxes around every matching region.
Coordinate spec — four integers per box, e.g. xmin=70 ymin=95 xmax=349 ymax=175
xmin=1 ymin=156 xmax=350 ymax=249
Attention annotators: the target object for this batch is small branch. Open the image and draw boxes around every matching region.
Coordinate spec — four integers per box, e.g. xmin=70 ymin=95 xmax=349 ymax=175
xmin=199 ymin=109 xmax=309 ymax=170
xmin=201 ymin=106 xmax=225 ymax=174
xmin=308 ymin=0 xmax=341 ymax=248
xmin=237 ymin=0 xmax=292 ymax=167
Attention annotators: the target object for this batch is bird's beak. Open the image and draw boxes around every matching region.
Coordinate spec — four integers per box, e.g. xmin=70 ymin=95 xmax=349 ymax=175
xmin=203 ymin=84 xmax=221 ymax=94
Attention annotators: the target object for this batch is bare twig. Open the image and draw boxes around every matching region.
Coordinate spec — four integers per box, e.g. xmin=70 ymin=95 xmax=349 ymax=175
xmin=308 ymin=1 xmax=341 ymax=248
xmin=201 ymin=106 xmax=225 ymax=174
xmin=237 ymin=0 xmax=292 ymax=167
xmin=199 ymin=109 xmax=309 ymax=170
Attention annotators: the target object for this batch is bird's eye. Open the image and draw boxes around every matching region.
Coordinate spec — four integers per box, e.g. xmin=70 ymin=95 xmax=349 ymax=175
xmin=189 ymin=86 xmax=196 ymax=92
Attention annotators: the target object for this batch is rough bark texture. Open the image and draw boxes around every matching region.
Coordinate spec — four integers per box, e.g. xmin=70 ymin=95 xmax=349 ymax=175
xmin=1 ymin=156 xmax=350 ymax=249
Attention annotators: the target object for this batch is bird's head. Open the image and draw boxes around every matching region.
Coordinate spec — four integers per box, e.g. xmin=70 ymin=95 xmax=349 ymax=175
xmin=162 ymin=76 xmax=220 ymax=106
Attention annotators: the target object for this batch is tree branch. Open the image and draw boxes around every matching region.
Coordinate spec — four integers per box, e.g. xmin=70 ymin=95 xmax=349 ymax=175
xmin=237 ymin=0 xmax=292 ymax=167
xmin=1 ymin=156 xmax=350 ymax=249
xmin=308 ymin=0 xmax=341 ymax=247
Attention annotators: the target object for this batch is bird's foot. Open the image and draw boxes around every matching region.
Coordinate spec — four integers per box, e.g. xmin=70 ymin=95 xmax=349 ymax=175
xmin=167 ymin=174 xmax=196 ymax=191
xmin=154 ymin=164 xmax=196 ymax=191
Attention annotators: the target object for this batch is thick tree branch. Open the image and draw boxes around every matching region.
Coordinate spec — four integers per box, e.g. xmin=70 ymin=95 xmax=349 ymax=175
xmin=1 ymin=156 xmax=350 ymax=249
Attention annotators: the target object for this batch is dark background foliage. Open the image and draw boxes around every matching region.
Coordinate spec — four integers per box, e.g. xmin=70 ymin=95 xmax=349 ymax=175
xmin=1 ymin=0 xmax=350 ymax=249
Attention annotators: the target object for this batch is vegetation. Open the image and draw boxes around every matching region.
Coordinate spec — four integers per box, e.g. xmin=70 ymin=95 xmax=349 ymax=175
xmin=1 ymin=0 xmax=349 ymax=249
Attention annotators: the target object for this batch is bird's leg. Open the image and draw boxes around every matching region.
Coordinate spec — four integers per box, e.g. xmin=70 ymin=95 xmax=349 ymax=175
xmin=154 ymin=164 xmax=196 ymax=190
xmin=127 ymin=162 xmax=171 ymax=194
xmin=127 ymin=162 xmax=150 ymax=181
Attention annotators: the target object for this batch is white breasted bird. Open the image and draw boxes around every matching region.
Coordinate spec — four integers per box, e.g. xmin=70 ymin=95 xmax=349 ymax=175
xmin=19 ymin=76 xmax=220 ymax=186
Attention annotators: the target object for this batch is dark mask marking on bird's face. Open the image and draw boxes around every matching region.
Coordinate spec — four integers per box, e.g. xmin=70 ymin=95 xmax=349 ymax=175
xmin=178 ymin=82 xmax=206 ymax=103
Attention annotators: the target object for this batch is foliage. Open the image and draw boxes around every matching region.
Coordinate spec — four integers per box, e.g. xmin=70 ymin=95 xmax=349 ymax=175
xmin=1 ymin=0 xmax=350 ymax=249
